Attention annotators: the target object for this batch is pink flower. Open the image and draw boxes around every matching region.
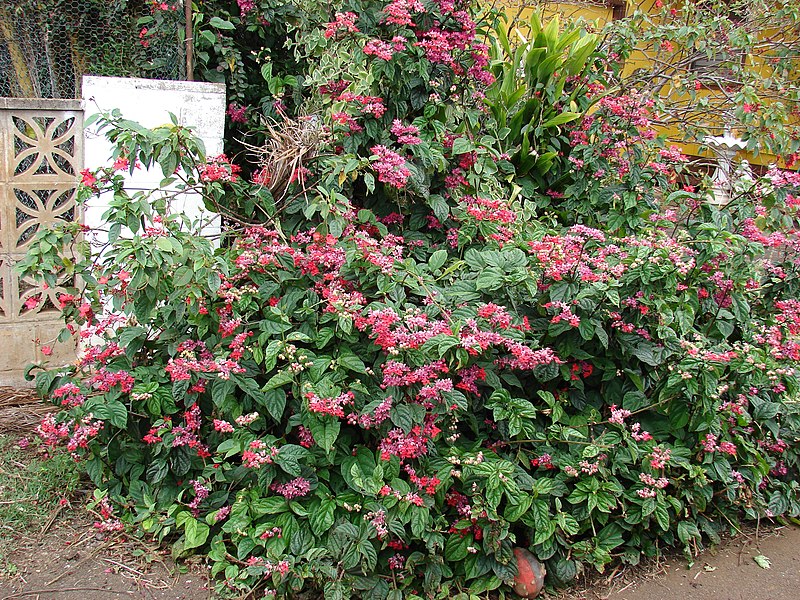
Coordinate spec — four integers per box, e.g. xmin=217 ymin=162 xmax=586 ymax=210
xmin=112 ymin=156 xmax=130 ymax=171
xmin=609 ymin=404 xmax=631 ymax=425
xmin=382 ymin=0 xmax=424 ymax=26
xmin=305 ymin=391 xmax=354 ymax=418
xmin=364 ymin=39 xmax=395 ymax=61
xmin=637 ymin=487 xmax=657 ymax=499
xmin=324 ymin=12 xmax=359 ymax=38
xmin=370 ymin=145 xmax=411 ymax=188
xmin=213 ymin=419 xmax=234 ymax=433
xmin=226 ymin=103 xmax=248 ymax=123
xmin=649 ymin=446 xmax=671 ymax=469
xmin=701 ymin=433 xmax=718 ymax=452
xmin=270 ymin=477 xmax=312 ymax=499
xmin=237 ymin=0 xmax=255 ymax=15
xmin=41 ymin=345 xmax=53 ymax=356
xmin=390 ymin=119 xmax=421 ymax=145
xmin=242 ymin=440 xmax=278 ymax=468
xmin=80 ymin=169 xmax=97 ymax=188
xmin=631 ymin=422 xmax=653 ymax=442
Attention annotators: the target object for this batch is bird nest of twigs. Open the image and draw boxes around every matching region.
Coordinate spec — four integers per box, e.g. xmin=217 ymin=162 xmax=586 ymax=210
xmin=246 ymin=114 xmax=327 ymax=207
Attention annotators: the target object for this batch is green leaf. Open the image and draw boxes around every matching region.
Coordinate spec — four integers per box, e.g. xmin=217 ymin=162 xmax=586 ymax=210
xmin=451 ymin=137 xmax=473 ymax=155
xmin=209 ymin=16 xmax=236 ymax=30
xmin=428 ymin=249 xmax=448 ymax=272
xmin=768 ymin=490 xmax=789 ymax=516
xmin=309 ymin=415 xmax=340 ymax=452
xmin=173 ymin=266 xmax=193 ymax=287
xmin=410 ymin=506 xmax=429 ymax=537
xmin=542 ymin=111 xmax=582 ymax=128
xmin=184 ymin=518 xmax=210 ymax=550
xmin=445 ymin=534 xmax=470 ymax=561
xmin=309 ymin=499 xmax=336 ymax=536
xmin=653 ymin=501 xmax=670 ymax=531
xmin=428 ymin=194 xmax=450 ymax=222
xmin=94 ymin=399 xmax=128 ymax=429
xmin=260 ymin=388 xmax=287 ymax=422
xmin=338 ymin=351 xmax=366 ymax=373
xmin=265 ymin=370 xmax=293 ymax=390
xmin=754 ymin=555 xmax=771 ymax=569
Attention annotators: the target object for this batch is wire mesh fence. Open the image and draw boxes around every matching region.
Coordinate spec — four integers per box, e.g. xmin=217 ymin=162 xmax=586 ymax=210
xmin=0 ymin=0 xmax=186 ymax=99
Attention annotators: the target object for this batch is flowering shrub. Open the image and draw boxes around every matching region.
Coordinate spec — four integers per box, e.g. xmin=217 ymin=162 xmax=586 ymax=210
xmin=18 ymin=5 xmax=800 ymax=600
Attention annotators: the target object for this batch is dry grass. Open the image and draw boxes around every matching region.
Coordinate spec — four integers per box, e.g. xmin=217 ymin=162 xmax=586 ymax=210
xmin=0 ymin=386 xmax=54 ymax=435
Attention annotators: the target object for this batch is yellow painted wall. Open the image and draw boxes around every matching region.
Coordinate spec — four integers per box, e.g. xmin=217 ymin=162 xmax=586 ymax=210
xmin=500 ymin=1 xmax=785 ymax=167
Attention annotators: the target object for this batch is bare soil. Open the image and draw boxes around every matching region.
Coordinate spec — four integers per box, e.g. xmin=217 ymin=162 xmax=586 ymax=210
xmin=0 ymin=508 xmax=211 ymax=600
xmin=558 ymin=524 xmax=800 ymax=600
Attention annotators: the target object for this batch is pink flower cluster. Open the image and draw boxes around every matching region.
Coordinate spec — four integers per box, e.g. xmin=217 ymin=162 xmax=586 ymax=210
xmin=87 ymin=368 xmax=134 ymax=393
xmin=199 ymin=154 xmax=241 ymax=183
xmin=306 ymin=391 xmax=355 ymax=418
xmin=337 ymin=92 xmax=386 ymax=118
xmin=455 ymin=364 xmax=487 ymax=394
xmin=370 ymin=145 xmax=411 ymax=188
xmin=609 ymin=404 xmax=631 ymax=425
xmin=544 ymin=301 xmax=581 ymax=327
xmin=353 ymin=230 xmax=404 ymax=274
xmin=379 ymin=484 xmax=425 ymax=506
xmin=476 ymin=303 xmax=513 ymax=328
xmin=649 ymin=446 xmax=671 ymax=469
xmin=382 ymin=0 xmax=424 ymax=26
xmin=701 ymin=433 xmax=737 ymax=456
xmin=171 ymin=405 xmax=210 ymax=457
xmin=365 ymin=509 xmax=388 ymax=538
xmin=405 ymin=465 xmax=441 ymax=494
xmin=379 ymin=416 xmax=442 ymax=461
xmin=237 ymin=0 xmax=255 ymax=15
xmin=631 ymin=422 xmax=653 ymax=442
xmin=382 ymin=359 xmax=449 ymax=388
xmin=331 ymin=111 xmax=363 ymax=133
xmin=165 ymin=340 xmax=245 ymax=382
xmin=347 ymin=396 xmax=393 ymax=429
xmin=187 ymin=479 xmax=210 ymax=515
xmin=270 ymin=476 xmax=312 ymax=499
xmin=52 ymin=382 xmax=86 ymax=408
xmin=242 ymin=440 xmax=279 ymax=468
xmin=227 ymin=103 xmax=248 ymax=123
xmin=324 ymin=12 xmax=359 ymax=38
xmin=94 ymin=496 xmax=124 ymax=533
xmin=638 ymin=472 xmax=669 ymax=498
xmin=213 ymin=419 xmax=234 ymax=433
xmin=38 ymin=413 xmax=104 ymax=456
xmin=364 ymin=39 xmax=396 ymax=61
xmin=391 ymin=119 xmax=421 ymax=145
xmin=463 ymin=195 xmax=516 ymax=224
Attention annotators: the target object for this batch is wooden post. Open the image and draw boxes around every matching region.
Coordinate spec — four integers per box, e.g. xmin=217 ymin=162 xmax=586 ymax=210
xmin=185 ymin=0 xmax=194 ymax=81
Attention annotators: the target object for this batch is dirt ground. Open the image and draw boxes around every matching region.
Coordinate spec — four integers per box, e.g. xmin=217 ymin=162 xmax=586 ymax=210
xmin=3 ymin=518 xmax=799 ymax=600
xmin=561 ymin=524 xmax=800 ymax=600
xmin=0 ymin=508 xmax=211 ymax=600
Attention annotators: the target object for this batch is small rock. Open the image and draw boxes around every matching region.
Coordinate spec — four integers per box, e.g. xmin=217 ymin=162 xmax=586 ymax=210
xmin=512 ymin=547 xmax=546 ymax=598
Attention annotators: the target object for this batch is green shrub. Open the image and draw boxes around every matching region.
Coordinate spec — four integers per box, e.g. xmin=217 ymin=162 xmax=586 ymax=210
xmin=18 ymin=5 xmax=800 ymax=599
